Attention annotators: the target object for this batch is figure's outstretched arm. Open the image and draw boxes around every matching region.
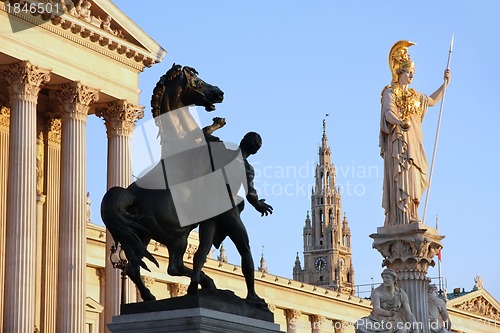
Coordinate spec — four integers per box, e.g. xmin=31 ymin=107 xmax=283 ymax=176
xmin=428 ymin=69 xmax=451 ymax=106
xmin=202 ymin=117 xmax=226 ymax=138
xmin=245 ymin=164 xmax=273 ymax=216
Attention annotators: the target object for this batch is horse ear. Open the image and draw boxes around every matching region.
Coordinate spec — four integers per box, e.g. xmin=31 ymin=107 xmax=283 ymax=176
xmin=171 ymin=63 xmax=176 ymax=68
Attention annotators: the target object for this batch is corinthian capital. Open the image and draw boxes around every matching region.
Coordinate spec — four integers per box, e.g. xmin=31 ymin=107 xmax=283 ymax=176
xmin=94 ymin=100 xmax=144 ymax=137
xmin=284 ymin=308 xmax=301 ymax=321
xmin=49 ymin=82 xmax=99 ymax=120
xmin=0 ymin=61 xmax=51 ymax=103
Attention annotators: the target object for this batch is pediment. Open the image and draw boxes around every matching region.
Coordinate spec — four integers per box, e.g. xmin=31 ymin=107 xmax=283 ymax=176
xmin=61 ymin=0 xmax=158 ymax=51
xmin=86 ymin=296 xmax=104 ymax=313
xmin=447 ymin=289 xmax=500 ymax=321
xmin=1 ymin=0 xmax=165 ymax=68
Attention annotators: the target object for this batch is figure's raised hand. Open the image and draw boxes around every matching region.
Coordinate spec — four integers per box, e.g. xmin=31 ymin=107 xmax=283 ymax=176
xmin=256 ymin=199 xmax=273 ymax=217
xmin=444 ymin=68 xmax=451 ymax=85
xmin=212 ymin=117 xmax=226 ymax=128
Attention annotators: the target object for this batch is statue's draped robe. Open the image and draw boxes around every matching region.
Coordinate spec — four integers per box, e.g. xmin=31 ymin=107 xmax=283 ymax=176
xmin=379 ymin=87 xmax=429 ymax=225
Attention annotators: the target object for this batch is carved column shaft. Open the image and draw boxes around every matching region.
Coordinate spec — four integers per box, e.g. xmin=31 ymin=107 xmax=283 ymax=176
xmin=1 ymin=61 xmax=50 ymax=333
xmin=40 ymin=117 xmax=61 ymax=333
xmin=53 ymin=82 xmax=98 ymax=333
xmin=95 ymin=100 xmax=143 ymax=330
xmin=371 ymin=224 xmax=444 ymax=333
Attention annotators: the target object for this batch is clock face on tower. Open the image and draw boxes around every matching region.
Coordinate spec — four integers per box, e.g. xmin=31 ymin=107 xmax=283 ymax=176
xmin=314 ymin=256 xmax=327 ymax=271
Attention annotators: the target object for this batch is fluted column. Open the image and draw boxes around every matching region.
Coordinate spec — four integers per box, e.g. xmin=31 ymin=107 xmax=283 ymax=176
xmin=284 ymin=309 xmax=301 ymax=333
xmin=0 ymin=106 xmax=10 ymax=333
xmin=52 ymin=82 xmax=99 ymax=333
xmin=95 ymin=100 xmax=143 ymax=330
xmin=0 ymin=61 xmax=50 ymax=333
xmin=40 ymin=117 xmax=61 ymax=333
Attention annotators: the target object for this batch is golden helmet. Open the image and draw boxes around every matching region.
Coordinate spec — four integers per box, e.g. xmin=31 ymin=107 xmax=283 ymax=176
xmin=388 ymin=40 xmax=416 ymax=83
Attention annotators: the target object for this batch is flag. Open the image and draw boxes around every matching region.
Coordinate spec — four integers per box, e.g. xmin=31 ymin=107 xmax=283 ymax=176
xmin=437 ymin=249 xmax=442 ymax=261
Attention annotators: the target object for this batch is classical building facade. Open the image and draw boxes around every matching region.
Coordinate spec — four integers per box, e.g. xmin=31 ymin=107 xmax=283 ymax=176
xmin=293 ymin=120 xmax=354 ymax=294
xmin=1 ymin=2 xmax=500 ymax=333
xmin=0 ymin=1 xmax=165 ymax=332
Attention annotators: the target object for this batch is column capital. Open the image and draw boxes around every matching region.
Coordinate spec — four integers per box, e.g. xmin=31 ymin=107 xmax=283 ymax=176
xmin=284 ymin=308 xmax=301 ymax=322
xmin=371 ymin=224 xmax=444 ymax=279
xmin=46 ymin=118 xmax=62 ymax=144
xmin=49 ymin=82 xmax=99 ymax=121
xmin=94 ymin=100 xmax=144 ymax=137
xmin=0 ymin=107 xmax=10 ymax=128
xmin=141 ymin=276 xmax=155 ymax=289
xmin=332 ymin=320 xmax=346 ymax=333
xmin=0 ymin=61 xmax=51 ymax=103
xmin=168 ymin=282 xmax=187 ymax=297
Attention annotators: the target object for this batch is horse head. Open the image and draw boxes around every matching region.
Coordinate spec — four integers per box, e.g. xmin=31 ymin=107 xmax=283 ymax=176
xmin=151 ymin=64 xmax=224 ymax=117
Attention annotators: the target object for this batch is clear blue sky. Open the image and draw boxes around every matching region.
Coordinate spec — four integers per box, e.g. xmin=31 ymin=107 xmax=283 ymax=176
xmin=86 ymin=1 xmax=500 ymax=300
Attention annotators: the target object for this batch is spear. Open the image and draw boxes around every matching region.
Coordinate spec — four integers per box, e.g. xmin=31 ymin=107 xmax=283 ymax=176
xmin=422 ymin=35 xmax=454 ymax=225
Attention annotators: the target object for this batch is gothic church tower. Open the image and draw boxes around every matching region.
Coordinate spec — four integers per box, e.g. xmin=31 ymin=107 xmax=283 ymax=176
xmin=293 ymin=119 xmax=354 ymax=294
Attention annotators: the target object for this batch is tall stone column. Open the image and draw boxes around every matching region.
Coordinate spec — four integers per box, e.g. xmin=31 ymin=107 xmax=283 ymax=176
xmin=95 ymin=100 xmax=143 ymax=330
xmin=51 ymin=82 xmax=99 ymax=333
xmin=284 ymin=309 xmax=301 ymax=333
xmin=371 ymin=224 xmax=444 ymax=333
xmin=40 ymin=117 xmax=62 ymax=333
xmin=0 ymin=61 xmax=50 ymax=333
xmin=0 ymin=105 xmax=10 ymax=333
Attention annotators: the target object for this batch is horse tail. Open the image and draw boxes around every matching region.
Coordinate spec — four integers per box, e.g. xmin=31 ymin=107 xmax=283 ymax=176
xmin=151 ymin=63 xmax=183 ymax=117
xmin=101 ymin=186 xmax=159 ymax=271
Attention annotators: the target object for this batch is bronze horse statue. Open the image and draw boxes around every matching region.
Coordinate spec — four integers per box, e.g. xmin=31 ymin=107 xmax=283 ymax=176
xmin=101 ymin=64 xmax=223 ymax=301
xmin=101 ymin=64 xmax=269 ymax=305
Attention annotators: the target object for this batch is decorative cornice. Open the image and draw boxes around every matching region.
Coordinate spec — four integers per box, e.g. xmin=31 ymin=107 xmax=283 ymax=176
xmin=49 ymin=82 xmax=99 ymax=120
xmin=0 ymin=2 xmax=162 ymax=70
xmin=0 ymin=61 xmax=51 ymax=103
xmin=94 ymin=100 xmax=144 ymax=137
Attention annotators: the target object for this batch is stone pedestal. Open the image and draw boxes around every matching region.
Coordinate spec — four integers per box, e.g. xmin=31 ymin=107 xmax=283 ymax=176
xmin=370 ymin=223 xmax=444 ymax=333
xmin=107 ymin=290 xmax=284 ymax=333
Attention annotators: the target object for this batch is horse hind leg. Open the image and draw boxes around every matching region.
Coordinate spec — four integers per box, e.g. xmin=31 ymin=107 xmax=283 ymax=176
xmin=126 ymin=260 xmax=156 ymax=301
xmin=165 ymin=233 xmax=216 ymax=295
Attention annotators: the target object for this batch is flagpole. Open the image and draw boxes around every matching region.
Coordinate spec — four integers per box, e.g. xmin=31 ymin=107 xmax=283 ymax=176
xmin=422 ymin=34 xmax=454 ymax=225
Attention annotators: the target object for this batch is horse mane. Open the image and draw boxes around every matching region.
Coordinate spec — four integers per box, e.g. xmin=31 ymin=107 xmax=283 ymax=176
xmin=151 ymin=64 xmax=183 ymax=118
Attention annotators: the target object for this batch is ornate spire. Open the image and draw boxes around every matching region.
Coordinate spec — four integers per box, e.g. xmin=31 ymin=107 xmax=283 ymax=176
xmin=322 ymin=115 xmax=329 ymax=149
xmin=258 ymin=245 xmax=268 ymax=273
xmin=217 ymin=243 xmax=228 ymax=263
